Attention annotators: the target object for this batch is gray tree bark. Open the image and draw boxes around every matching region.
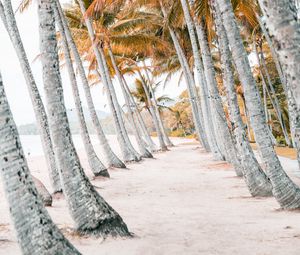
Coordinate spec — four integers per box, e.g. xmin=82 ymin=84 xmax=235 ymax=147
xmin=0 ymin=0 xmax=61 ymax=193
xmin=194 ymin=17 xmax=243 ymax=176
xmin=54 ymin=5 xmax=109 ymax=177
xmin=77 ymin=0 xmax=140 ymax=162
xmin=108 ymin=47 xmax=153 ymax=158
xmin=217 ymin=0 xmax=300 ymax=208
xmin=32 ymin=176 xmax=53 ymax=206
xmin=259 ymin=46 xmax=290 ymax=146
xmin=143 ymin=61 xmax=174 ymax=147
xmin=179 ymin=0 xmax=224 ymax=160
xmin=258 ymin=0 xmax=300 ymax=169
xmin=55 ymin=0 xmax=126 ymax=168
xmin=137 ymin=69 xmax=168 ymax=151
xmin=0 ymin=73 xmax=80 ymax=255
xmin=38 ymin=0 xmax=130 ymax=235
xmin=159 ymin=2 xmax=210 ymax=151
xmin=122 ymin=76 xmax=158 ymax=152
xmin=98 ymin=47 xmax=142 ymax=160
xmin=212 ymin=1 xmax=273 ymax=196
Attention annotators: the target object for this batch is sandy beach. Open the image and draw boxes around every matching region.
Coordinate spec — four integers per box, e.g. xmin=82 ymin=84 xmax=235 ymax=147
xmin=0 ymin=137 xmax=299 ymax=254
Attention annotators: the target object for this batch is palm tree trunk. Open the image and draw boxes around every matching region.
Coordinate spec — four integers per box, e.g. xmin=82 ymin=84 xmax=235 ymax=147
xmin=169 ymin=28 xmax=210 ymax=151
xmin=0 ymin=73 xmax=80 ymax=255
xmin=137 ymin=69 xmax=168 ymax=151
xmin=32 ymin=176 xmax=52 ymax=206
xmin=159 ymin=2 xmax=210 ymax=151
xmin=258 ymin=0 xmax=300 ymax=171
xmin=122 ymin=76 xmax=158 ymax=152
xmin=259 ymin=67 xmax=278 ymax=145
xmin=256 ymin=16 xmax=287 ymax=91
xmin=194 ymin=17 xmax=243 ymax=176
xmin=259 ymin=47 xmax=290 ymax=146
xmin=38 ymin=0 xmax=130 ymax=235
xmin=142 ymin=61 xmax=174 ymax=147
xmin=108 ymin=47 xmax=153 ymax=158
xmin=55 ymin=1 xmax=125 ymax=168
xmin=121 ymin=107 xmax=152 ymax=154
xmin=212 ymin=2 xmax=272 ymax=196
xmin=251 ymin=39 xmax=280 ymax=146
xmin=0 ymin=0 xmax=61 ymax=193
xmin=96 ymin=68 xmax=139 ymax=162
xmin=179 ymin=0 xmax=224 ymax=160
xmin=54 ymin=6 xmax=109 ymax=177
xmin=98 ymin=47 xmax=142 ymax=160
xmin=76 ymin=0 xmax=140 ymax=162
xmin=217 ymin=0 xmax=300 ymax=208
xmin=257 ymin=15 xmax=300 ymax=149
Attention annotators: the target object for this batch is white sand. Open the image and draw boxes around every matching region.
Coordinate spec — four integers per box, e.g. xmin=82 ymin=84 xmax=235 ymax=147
xmin=0 ymin=137 xmax=299 ymax=254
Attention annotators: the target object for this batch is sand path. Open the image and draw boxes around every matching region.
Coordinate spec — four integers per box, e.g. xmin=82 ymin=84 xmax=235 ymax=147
xmin=0 ymin=139 xmax=299 ymax=254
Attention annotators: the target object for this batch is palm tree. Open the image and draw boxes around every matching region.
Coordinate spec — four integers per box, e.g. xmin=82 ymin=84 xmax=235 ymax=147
xmin=216 ymin=0 xmax=300 ymax=209
xmin=0 ymin=73 xmax=80 ymax=255
xmin=136 ymin=69 xmax=168 ymax=151
xmin=107 ymin=46 xmax=153 ymax=157
xmin=159 ymin=2 xmax=211 ymax=151
xmin=55 ymin=5 xmax=109 ymax=177
xmin=188 ymin=2 xmax=243 ymax=176
xmin=0 ymin=0 xmax=61 ymax=193
xmin=142 ymin=61 xmax=174 ymax=147
xmin=121 ymin=75 xmax=158 ymax=152
xmin=178 ymin=0 xmax=224 ymax=160
xmin=77 ymin=0 xmax=141 ymax=162
xmin=252 ymin=36 xmax=290 ymax=147
xmin=258 ymin=0 xmax=300 ymax=169
xmin=257 ymin=16 xmax=300 ymax=160
xmin=78 ymin=0 xmax=210 ymax=151
xmin=55 ymin=0 xmax=126 ymax=169
xmin=211 ymin=0 xmax=272 ymax=196
xmin=38 ymin=0 xmax=130 ymax=235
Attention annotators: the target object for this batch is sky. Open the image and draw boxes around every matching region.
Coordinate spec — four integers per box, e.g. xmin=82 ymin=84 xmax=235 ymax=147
xmin=0 ymin=0 xmax=185 ymax=125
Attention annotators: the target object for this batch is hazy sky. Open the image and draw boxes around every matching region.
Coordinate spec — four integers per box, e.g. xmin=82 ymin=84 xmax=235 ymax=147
xmin=0 ymin=0 xmax=184 ymax=125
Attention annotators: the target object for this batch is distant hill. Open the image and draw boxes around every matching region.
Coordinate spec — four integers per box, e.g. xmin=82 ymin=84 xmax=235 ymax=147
xmin=66 ymin=107 xmax=109 ymax=122
xmin=18 ymin=108 xmax=113 ymax=135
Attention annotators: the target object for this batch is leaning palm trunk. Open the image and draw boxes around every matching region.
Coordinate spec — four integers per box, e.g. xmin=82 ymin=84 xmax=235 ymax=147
xmin=0 ymin=73 xmax=80 ymax=255
xmin=137 ymin=70 xmax=168 ymax=151
xmin=251 ymin=39 xmax=283 ymax=146
xmin=217 ymin=0 xmax=300 ymax=209
xmin=179 ymin=0 xmax=224 ymax=159
xmin=0 ymin=0 xmax=61 ymax=193
xmin=212 ymin=3 xmax=273 ymax=196
xmin=108 ymin=47 xmax=153 ymax=158
xmin=257 ymin=13 xmax=300 ymax=168
xmin=32 ymin=176 xmax=52 ymax=206
xmin=258 ymin=0 xmax=300 ymax=170
xmin=98 ymin=47 xmax=141 ymax=160
xmin=77 ymin=1 xmax=140 ymax=162
xmin=194 ymin=17 xmax=243 ymax=176
xmin=159 ymin=2 xmax=210 ymax=150
xmin=259 ymin=48 xmax=290 ymax=146
xmin=168 ymin=27 xmax=210 ymax=151
xmin=256 ymin=16 xmax=287 ymax=90
xmin=259 ymin=64 xmax=278 ymax=145
xmin=38 ymin=0 xmax=130 ymax=235
xmin=143 ymin=62 xmax=174 ymax=147
xmin=96 ymin=68 xmax=139 ymax=162
xmin=55 ymin=1 xmax=125 ymax=169
xmin=122 ymin=76 xmax=158 ymax=152
xmin=258 ymin=15 xmax=297 ymax=144
xmin=55 ymin=7 xmax=109 ymax=177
